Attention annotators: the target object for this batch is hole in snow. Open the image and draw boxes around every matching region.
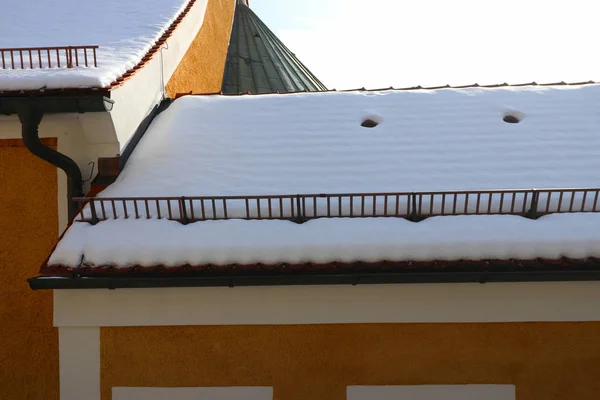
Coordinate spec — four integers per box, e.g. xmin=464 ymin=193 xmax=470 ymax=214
xmin=361 ymin=119 xmax=378 ymax=128
xmin=361 ymin=114 xmax=383 ymax=128
xmin=503 ymin=110 xmax=525 ymax=124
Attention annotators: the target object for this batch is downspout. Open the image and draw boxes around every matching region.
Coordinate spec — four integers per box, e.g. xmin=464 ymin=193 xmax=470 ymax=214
xmin=18 ymin=103 xmax=84 ymax=220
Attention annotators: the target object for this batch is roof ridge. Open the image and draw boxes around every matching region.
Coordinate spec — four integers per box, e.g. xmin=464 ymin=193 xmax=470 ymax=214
xmin=176 ymin=80 xmax=599 ymax=98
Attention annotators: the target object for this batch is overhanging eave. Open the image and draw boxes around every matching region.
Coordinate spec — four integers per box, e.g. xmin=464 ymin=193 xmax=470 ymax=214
xmin=0 ymin=93 xmax=113 ymax=115
xmin=27 ymin=268 xmax=600 ymax=290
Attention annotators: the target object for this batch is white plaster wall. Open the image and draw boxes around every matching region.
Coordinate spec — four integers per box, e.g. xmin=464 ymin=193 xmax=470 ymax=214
xmin=54 ymin=281 xmax=600 ymax=327
xmin=77 ymin=113 xmax=115 ymax=145
xmin=109 ymin=0 xmax=208 ymax=151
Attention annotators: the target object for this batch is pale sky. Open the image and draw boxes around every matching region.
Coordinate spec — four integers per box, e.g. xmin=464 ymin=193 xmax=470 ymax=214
xmin=251 ymin=0 xmax=600 ymax=90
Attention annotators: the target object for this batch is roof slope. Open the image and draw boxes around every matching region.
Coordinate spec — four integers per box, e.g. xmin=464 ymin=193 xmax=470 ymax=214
xmin=221 ymin=4 xmax=327 ymax=94
xmin=0 ymin=0 xmax=197 ymax=91
xmin=46 ymin=84 xmax=600 ymax=271
xmin=95 ymin=85 xmax=600 ymax=196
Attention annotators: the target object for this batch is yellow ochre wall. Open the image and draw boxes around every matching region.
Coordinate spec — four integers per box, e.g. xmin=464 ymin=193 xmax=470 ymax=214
xmin=0 ymin=139 xmax=59 ymax=400
xmin=102 ymin=322 xmax=600 ymax=400
xmin=166 ymin=0 xmax=236 ymax=96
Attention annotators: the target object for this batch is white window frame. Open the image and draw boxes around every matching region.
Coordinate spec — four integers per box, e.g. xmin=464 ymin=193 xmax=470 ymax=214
xmin=347 ymin=385 xmax=515 ymax=400
xmin=112 ymin=386 xmax=273 ymax=400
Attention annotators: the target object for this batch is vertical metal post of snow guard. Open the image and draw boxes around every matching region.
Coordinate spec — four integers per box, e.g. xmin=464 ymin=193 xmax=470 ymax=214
xmin=527 ymin=189 xmax=540 ymax=219
xmin=293 ymin=194 xmax=307 ymax=224
xmin=88 ymin=199 xmax=99 ymax=225
xmin=405 ymin=192 xmax=418 ymax=222
xmin=66 ymin=48 xmax=72 ymax=68
xmin=179 ymin=196 xmax=190 ymax=225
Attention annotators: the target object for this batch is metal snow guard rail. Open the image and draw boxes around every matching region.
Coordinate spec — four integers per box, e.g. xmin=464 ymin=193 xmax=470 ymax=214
xmin=0 ymin=45 xmax=98 ymax=69
xmin=75 ymin=187 xmax=600 ymax=225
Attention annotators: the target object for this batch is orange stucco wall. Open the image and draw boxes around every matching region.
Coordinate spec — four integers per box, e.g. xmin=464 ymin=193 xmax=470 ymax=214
xmin=101 ymin=322 xmax=600 ymax=400
xmin=0 ymin=139 xmax=59 ymax=399
xmin=166 ymin=0 xmax=236 ymax=96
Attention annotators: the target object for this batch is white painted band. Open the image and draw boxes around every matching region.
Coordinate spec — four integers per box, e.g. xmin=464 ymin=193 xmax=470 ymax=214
xmin=347 ymin=385 xmax=515 ymax=400
xmin=113 ymin=387 xmax=273 ymax=400
xmin=54 ymin=281 xmax=600 ymax=327
xmin=59 ymin=327 xmax=100 ymax=400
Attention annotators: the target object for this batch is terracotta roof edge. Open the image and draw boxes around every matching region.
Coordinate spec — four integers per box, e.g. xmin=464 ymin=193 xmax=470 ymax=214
xmin=175 ymin=80 xmax=598 ymax=97
xmin=0 ymin=0 xmax=198 ymax=96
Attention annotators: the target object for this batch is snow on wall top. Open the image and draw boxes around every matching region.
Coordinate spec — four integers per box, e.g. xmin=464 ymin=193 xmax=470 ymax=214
xmin=47 ymin=85 xmax=600 ymax=268
xmin=0 ymin=0 xmax=190 ymax=90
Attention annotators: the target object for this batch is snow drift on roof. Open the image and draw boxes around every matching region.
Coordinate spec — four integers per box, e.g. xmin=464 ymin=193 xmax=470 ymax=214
xmin=49 ymin=213 xmax=600 ymax=268
xmin=0 ymin=0 xmax=194 ymax=90
xmin=105 ymin=85 xmax=600 ymax=197
xmin=47 ymin=85 xmax=600 ymax=268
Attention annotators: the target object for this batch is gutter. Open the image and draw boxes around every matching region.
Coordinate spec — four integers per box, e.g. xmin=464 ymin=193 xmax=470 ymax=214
xmin=1 ymin=93 xmax=113 ymax=219
xmin=19 ymin=105 xmax=84 ymax=218
xmin=119 ymin=98 xmax=172 ymax=169
xmin=28 ymin=269 xmax=600 ymax=290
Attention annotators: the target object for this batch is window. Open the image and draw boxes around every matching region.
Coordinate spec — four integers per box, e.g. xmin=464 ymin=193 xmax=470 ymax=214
xmin=112 ymin=387 xmax=273 ymax=400
xmin=347 ymin=385 xmax=515 ymax=400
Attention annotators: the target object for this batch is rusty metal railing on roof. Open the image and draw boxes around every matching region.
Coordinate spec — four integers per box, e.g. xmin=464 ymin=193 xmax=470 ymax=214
xmin=0 ymin=45 xmax=98 ymax=69
xmin=74 ymin=187 xmax=600 ymax=225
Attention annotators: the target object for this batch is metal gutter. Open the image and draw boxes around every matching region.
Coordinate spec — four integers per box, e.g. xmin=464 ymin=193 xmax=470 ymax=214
xmin=28 ymin=269 xmax=600 ymax=290
xmin=0 ymin=93 xmax=112 ymax=115
xmin=2 ymin=93 xmax=114 ymax=219
xmin=19 ymin=105 xmax=84 ymax=218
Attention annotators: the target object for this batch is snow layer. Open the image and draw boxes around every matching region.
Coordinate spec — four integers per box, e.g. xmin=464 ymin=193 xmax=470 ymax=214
xmin=107 ymin=86 xmax=600 ymax=197
xmin=49 ymin=213 xmax=600 ymax=267
xmin=49 ymin=86 xmax=600 ymax=267
xmin=0 ymin=0 xmax=191 ymax=90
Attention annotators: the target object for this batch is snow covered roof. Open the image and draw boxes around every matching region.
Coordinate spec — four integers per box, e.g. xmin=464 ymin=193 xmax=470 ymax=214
xmin=45 ymin=84 xmax=600 ymax=274
xmin=0 ymin=0 xmax=194 ymax=91
xmin=84 ymin=84 xmax=600 ymax=195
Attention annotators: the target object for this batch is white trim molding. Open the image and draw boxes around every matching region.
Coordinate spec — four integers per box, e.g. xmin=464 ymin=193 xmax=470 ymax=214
xmin=59 ymin=327 xmax=100 ymax=400
xmin=347 ymin=385 xmax=515 ymax=400
xmin=112 ymin=387 xmax=273 ymax=400
xmin=54 ymin=281 xmax=600 ymax=327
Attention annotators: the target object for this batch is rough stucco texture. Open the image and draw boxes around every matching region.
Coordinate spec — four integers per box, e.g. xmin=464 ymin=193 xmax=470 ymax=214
xmin=166 ymin=0 xmax=236 ymax=96
xmin=102 ymin=322 xmax=600 ymax=400
xmin=0 ymin=139 xmax=59 ymax=400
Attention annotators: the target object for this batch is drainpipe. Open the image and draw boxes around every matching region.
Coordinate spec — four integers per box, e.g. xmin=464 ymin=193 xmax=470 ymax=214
xmin=18 ymin=104 xmax=84 ymax=220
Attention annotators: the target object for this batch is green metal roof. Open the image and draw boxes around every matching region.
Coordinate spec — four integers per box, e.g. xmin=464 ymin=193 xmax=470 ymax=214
xmin=221 ymin=4 xmax=327 ymax=94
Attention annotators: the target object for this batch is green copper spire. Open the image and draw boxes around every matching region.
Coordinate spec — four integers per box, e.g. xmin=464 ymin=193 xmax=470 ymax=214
xmin=221 ymin=4 xmax=327 ymax=94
